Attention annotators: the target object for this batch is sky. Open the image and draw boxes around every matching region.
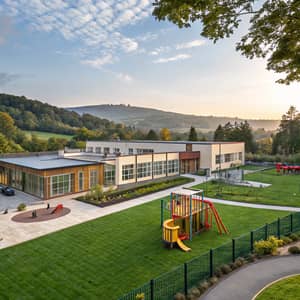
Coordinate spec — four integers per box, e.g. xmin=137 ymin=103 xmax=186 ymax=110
xmin=0 ymin=0 xmax=299 ymax=120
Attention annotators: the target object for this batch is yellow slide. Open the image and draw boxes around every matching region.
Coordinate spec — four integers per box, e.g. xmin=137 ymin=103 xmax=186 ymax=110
xmin=176 ymin=238 xmax=191 ymax=252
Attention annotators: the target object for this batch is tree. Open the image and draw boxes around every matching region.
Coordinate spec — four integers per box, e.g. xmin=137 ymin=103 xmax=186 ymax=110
xmin=0 ymin=133 xmax=11 ymax=153
xmin=153 ymin=0 xmax=300 ymax=84
xmin=160 ymin=128 xmax=172 ymax=141
xmin=272 ymin=106 xmax=300 ymax=154
xmin=146 ymin=129 xmax=159 ymax=140
xmin=188 ymin=126 xmax=198 ymax=141
xmin=214 ymin=124 xmax=225 ymax=141
xmin=0 ymin=112 xmax=16 ymax=137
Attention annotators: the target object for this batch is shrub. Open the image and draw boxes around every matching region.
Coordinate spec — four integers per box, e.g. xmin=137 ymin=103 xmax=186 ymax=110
xmin=235 ymin=257 xmax=246 ymax=266
xmin=135 ymin=293 xmax=145 ymax=300
xmin=189 ymin=287 xmax=201 ymax=297
xmin=174 ymin=292 xmax=186 ymax=300
xmin=289 ymin=233 xmax=299 ymax=242
xmin=214 ymin=267 xmax=223 ymax=278
xmin=246 ymin=253 xmax=257 ymax=263
xmin=254 ymin=236 xmax=283 ymax=256
xmin=288 ymin=246 xmax=300 ymax=254
xmin=17 ymin=203 xmax=26 ymax=211
xmin=208 ymin=276 xmax=218 ymax=286
xmin=220 ymin=264 xmax=232 ymax=274
xmin=282 ymin=236 xmax=293 ymax=245
xmin=174 ymin=293 xmax=186 ymax=300
xmin=197 ymin=280 xmax=210 ymax=294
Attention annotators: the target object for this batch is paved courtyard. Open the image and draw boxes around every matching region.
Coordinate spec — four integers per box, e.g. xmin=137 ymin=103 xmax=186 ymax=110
xmin=0 ymin=189 xmax=41 ymax=211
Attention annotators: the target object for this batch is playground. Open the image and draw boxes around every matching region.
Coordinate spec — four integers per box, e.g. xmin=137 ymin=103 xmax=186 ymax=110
xmin=0 ymin=195 xmax=288 ymax=299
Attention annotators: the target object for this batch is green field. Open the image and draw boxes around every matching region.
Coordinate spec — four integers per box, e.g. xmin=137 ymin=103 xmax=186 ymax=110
xmin=0 ymin=199 xmax=288 ymax=299
xmin=194 ymin=169 xmax=300 ymax=207
xmin=240 ymin=165 xmax=270 ymax=171
xmin=24 ymin=130 xmax=73 ymax=140
xmin=256 ymin=275 xmax=300 ymax=300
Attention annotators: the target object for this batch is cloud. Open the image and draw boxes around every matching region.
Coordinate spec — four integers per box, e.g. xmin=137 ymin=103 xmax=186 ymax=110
xmin=149 ymin=46 xmax=171 ymax=56
xmin=176 ymin=39 xmax=206 ymax=50
xmin=116 ymin=72 xmax=133 ymax=82
xmin=1 ymin=0 xmax=153 ymax=65
xmin=0 ymin=15 xmax=13 ymax=45
xmin=81 ymin=53 xmax=114 ymax=69
xmin=153 ymin=54 xmax=191 ymax=64
xmin=0 ymin=72 xmax=20 ymax=86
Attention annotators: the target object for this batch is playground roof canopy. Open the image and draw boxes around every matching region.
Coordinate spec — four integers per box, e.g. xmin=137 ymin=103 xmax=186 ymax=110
xmin=173 ymin=189 xmax=203 ymax=196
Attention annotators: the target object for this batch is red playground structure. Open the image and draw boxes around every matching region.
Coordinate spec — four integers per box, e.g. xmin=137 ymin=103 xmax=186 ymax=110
xmin=161 ymin=190 xmax=229 ymax=251
xmin=51 ymin=204 xmax=64 ymax=214
xmin=276 ymin=163 xmax=300 ymax=174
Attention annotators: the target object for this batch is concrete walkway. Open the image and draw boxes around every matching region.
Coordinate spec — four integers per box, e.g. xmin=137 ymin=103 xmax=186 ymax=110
xmin=201 ymin=256 xmax=300 ymax=300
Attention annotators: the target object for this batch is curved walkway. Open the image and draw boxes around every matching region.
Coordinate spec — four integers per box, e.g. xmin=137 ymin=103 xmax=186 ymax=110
xmin=201 ymin=256 xmax=300 ymax=300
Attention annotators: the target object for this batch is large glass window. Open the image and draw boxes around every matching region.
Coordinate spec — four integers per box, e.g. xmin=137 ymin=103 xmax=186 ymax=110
xmin=50 ymin=174 xmax=74 ymax=197
xmin=104 ymin=164 xmax=115 ymax=186
xmin=24 ymin=173 xmax=44 ymax=198
xmin=122 ymin=164 xmax=135 ymax=181
xmin=153 ymin=161 xmax=167 ymax=176
xmin=168 ymin=160 xmax=179 ymax=174
xmin=89 ymin=169 xmax=98 ymax=188
xmin=137 ymin=162 xmax=152 ymax=178
xmin=78 ymin=171 xmax=84 ymax=191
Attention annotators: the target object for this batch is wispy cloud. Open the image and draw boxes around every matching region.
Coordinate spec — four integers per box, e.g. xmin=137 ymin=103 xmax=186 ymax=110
xmin=116 ymin=72 xmax=133 ymax=82
xmin=153 ymin=54 xmax=191 ymax=64
xmin=149 ymin=46 xmax=171 ymax=56
xmin=81 ymin=53 xmax=114 ymax=69
xmin=176 ymin=39 xmax=206 ymax=50
xmin=0 ymin=72 xmax=20 ymax=86
xmin=0 ymin=15 xmax=13 ymax=45
xmin=1 ymin=0 xmax=153 ymax=66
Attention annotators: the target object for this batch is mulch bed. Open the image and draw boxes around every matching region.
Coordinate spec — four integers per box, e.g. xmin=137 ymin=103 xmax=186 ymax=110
xmin=12 ymin=207 xmax=71 ymax=223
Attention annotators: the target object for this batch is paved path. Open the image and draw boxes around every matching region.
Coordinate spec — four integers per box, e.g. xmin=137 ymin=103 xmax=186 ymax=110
xmin=201 ymin=256 xmax=300 ymax=300
xmin=0 ymin=174 xmax=299 ymax=250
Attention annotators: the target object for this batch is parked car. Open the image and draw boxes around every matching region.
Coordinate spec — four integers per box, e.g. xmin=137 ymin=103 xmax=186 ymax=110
xmin=1 ymin=186 xmax=15 ymax=196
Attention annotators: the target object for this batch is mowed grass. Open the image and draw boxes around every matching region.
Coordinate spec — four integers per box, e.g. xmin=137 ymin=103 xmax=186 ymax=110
xmin=194 ymin=169 xmax=300 ymax=207
xmin=256 ymin=275 xmax=300 ymax=300
xmin=23 ymin=130 xmax=73 ymax=140
xmin=0 ymin=199 xmax=288 ymax=299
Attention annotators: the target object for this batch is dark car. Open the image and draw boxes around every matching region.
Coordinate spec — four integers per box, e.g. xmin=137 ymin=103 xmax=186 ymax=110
xmin=1 ymin=186 xmax=15 ymax=196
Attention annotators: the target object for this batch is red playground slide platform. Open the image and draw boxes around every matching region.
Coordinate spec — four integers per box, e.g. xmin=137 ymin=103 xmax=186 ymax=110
xmin=51 ymin=204 xmax=63 ymax=214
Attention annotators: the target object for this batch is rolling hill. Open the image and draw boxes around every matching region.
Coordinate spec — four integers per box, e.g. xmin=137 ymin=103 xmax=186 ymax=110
xmin=68 ymin=104 xmax=280 ymax=132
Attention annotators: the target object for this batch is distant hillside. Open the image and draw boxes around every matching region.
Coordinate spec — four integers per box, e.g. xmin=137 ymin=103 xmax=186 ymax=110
xmin=68 ymin=104 xmax=280 ymax=131
xmin=0 ymin=94 xmax=123 ymax=135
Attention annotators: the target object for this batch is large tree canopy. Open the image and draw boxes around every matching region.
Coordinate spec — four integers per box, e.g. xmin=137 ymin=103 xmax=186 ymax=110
xmin=153 ymin=0 xmax=300 ymax=84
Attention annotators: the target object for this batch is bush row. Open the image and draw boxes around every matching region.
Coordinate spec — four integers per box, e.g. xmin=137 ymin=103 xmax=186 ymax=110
xmin=246 ymin=153 xmax=300 ymax=164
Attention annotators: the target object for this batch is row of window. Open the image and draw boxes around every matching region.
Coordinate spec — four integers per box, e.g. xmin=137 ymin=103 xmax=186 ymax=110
xmin=86 ymin=146 xmax=154 ymax=155
xmin=121 ymin=160 xmax=179 ymax=181
xmin=215 ymin=152 xmax=243 ymax=164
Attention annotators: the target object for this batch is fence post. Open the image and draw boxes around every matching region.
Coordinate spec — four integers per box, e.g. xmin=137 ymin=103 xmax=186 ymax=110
xmin=277 ymin=218 xmax=281 ymax=239
xmin=232 ymin=239 xmax=235 ymax=262
xmin=250 ymin=231 xmax=254 ymax=252
xmin=184 ymin=263 xmax=188 ymax=296
xmin=265 ymin=223 xmax=268 ymax=240
xmin=150 ymin=279 xmax=154 ymax=300
xmin=209 ymin=249 xmax=213 ymax=277
xmin=291 ymin=214 xmax=293 ymax=233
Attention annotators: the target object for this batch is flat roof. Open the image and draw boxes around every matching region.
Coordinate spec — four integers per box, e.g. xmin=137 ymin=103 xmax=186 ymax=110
xmin=87 ymin=140 xmax=244 ymax=145
xmin=0 ymin=155 xmax=97 ymax=170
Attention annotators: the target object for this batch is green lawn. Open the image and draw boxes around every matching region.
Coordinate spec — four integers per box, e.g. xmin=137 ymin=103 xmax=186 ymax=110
xmin=256 ymin=275 xmax=300 ymax=300
xmin=240 ymin=165 xmax=270 ymax=171
xmin=194 ymin=169 xmax=300 ymax=207
xmin=0 ymin=199 xmax=288 ymax=299
xmin=24 ymin=130 xmax=73 ymax=140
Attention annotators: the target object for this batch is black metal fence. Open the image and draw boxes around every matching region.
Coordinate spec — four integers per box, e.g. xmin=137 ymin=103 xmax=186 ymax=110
xmin=118 ymin=212 xmax=300 ymax=300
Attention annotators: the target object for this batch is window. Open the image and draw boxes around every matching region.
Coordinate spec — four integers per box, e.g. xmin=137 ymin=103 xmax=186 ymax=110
xmin=87 ymin=147 xmax=93 ymax=153
xmin=104 ymin=164 xmax=115 ymax=186
xmin=168 ymin=160 xmax=179 ymax=174
xmin=239 ymin=152 xmax=243 ymax=160
xmin=104 ymin=147 xmax=110 ymax=154
xmin=51 ymin=174 xmax=74 ymax=197
xmin=114 ymin=148 xmax=120 ymax=154
xmin=78 ymin=171 xmax=84 ymax=191
xmin=136 ymin=148 xmax=154 ymax=154
xmin=225 ymin=154 xmax=231 ymax=162
xmin=128 ymin=148 xmax=134 ymax=155
xmin=137 ymin=162 xmax=152 ymax=178
xmin=153 ymin=161 xmax=167 ymax=176
xmin=95 ymin=147 xmax=101 ymax=154
xmin=122 ymin=164 xmax=135 ymax=181
xmin=24 ymin=173 xmax=44 ymax=198
xmin=215 ymin=154 xmax=225 ymax=164
xmin=89 ymin=169 xmax=98 ymax=188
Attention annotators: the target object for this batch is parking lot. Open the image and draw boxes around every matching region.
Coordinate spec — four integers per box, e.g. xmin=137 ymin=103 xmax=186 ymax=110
xmin=0 ymin=189 xmax=41 ymax=212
